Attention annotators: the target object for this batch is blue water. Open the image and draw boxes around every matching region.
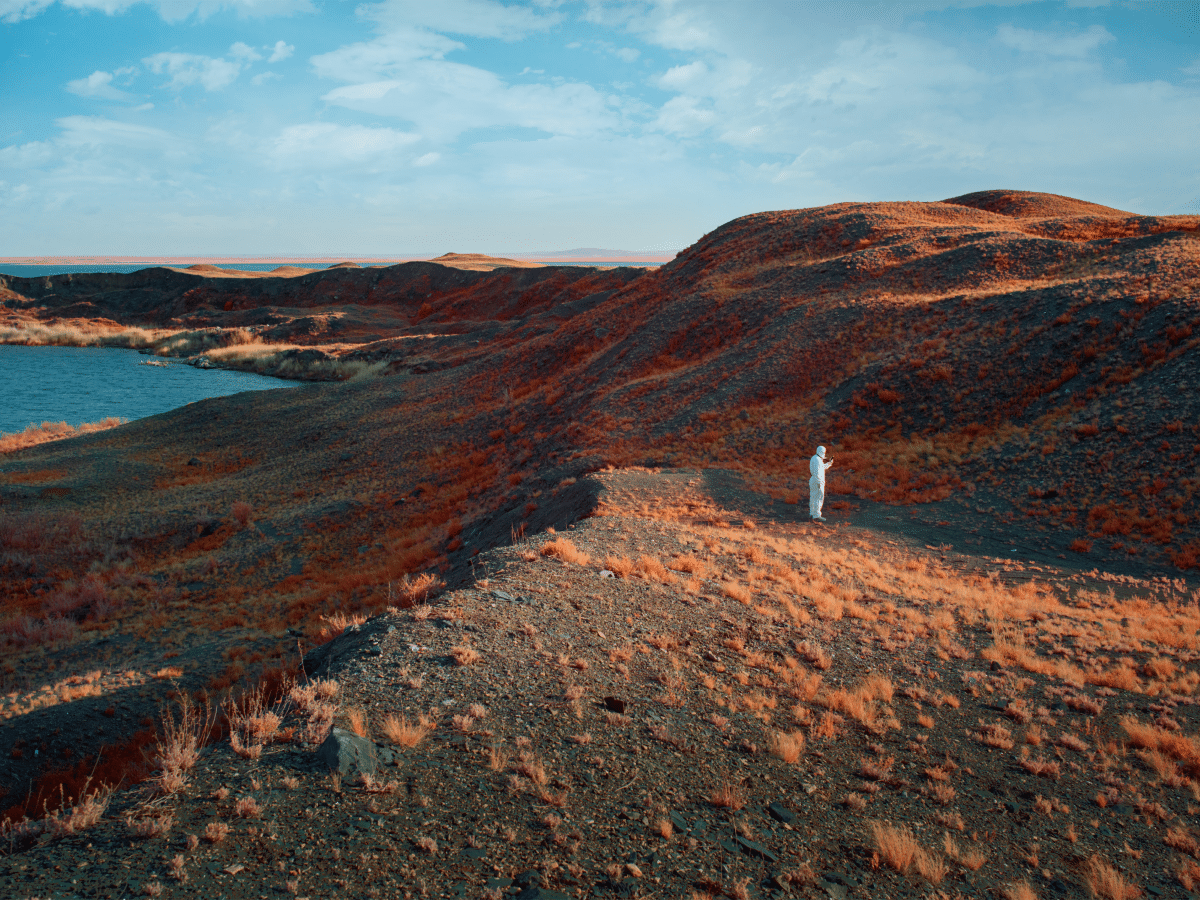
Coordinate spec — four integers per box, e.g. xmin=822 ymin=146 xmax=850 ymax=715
xmin=0 ymin=345 xmax=298 ymax=435
xmin=0 ymin=263 xmax=346 ymax=277
xmin=0 ymin=261 xmax=653 ymax=278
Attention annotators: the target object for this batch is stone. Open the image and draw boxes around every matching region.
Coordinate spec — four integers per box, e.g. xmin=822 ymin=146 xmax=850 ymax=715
xmin=316 ymin=727 xmax=378 ymax=778
xmin=514 ymin=886 xmax=572 ymax=900
xmin=735 ymin=836 xmax=779 ymax=863
xmin=604 ymin=697 xmax=627 ymax=714
xmin=767 ymin=801 xmax=795 ymax=823
xmin=514 ymin=870 xmax=541 ymax=888
xmin=624 ymin=864 xmax=643 ymax=878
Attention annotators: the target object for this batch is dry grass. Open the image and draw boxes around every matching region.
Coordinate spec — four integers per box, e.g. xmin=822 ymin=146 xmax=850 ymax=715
xmin=768 ymin=730 xmax=805 ymax=763
xmin=710 ymin=780 xmax=746 ymax=810
xmin=451 ymin=645 xmax=482 ymax=666
xmin=1003 ymin=882 xmax=1039 ymax=900
xmin=0 ymin=417 xmax=126 ymax=453
xmin=381 ymin=714 xmax=429 ymax=748
xmin=1084 ymin=855 xmax=1140 ymax=899
xmin=603 ymin=554 xmax=635 ymax=577
xmin=153 ymin=696 xmax=213 ymax=795
xmin=871 ymin=821 xmax=920 ymax=872
xmin=126 ymin=813 xmax=174 ymax=838
xmin=541 ymin=537 xmax=591 ymax=566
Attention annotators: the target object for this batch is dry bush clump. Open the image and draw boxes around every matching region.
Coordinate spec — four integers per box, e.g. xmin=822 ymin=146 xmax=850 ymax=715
xmin=225 ymin=686 xmax=282 ymax=759
xmin=768 ymin=729 xmax=805 ymax=763
xmin=603 ymin=554 xmax=635 ymax=577
xmin=1003 ymin=882 xmax=1039 ymax=900
xmin=451 ymin=645 xmax=482 ymax=666
xmin=871 ymin=821 xmax=946 ymax=883
xmin=636 ymin=554 xmax=678 ymax=584
xmin=126 ymin=813 xmax=174 ymax=838
xmin=153 ymin=696 xmax=213 ymax=795
xmin=289 ymin=679 xmax=338 ymax=744
xmin=36 ymin=785 xmax=113 ymax=839
xmin=395 ymin=572 xmax=444 ymax=607
xmin=541 ymin=537 xmax=591 ymax=566
xmin=382 ymin=714 xmax=430 ymax=748
xmin=1084 ymin=854 xmax=1140 ymax=900
xmin=710 ymin=780 xmax=746 ymax=810
xmin=315 ymin=611 xmax=367 ymax=645
xmin=230 ymin=501 xmax=253 ymax=528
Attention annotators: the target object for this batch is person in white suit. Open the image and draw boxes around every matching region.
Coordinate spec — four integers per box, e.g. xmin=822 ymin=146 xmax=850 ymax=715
xmin=809 ymin=445 xmax=833 ymax=522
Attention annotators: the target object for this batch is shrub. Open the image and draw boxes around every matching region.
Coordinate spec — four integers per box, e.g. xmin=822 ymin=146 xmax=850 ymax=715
xmin=231 ymin=501 xmax=252 ymax=528
xmin=768 ymin=730 xmax=805 ymax=764
xmin=603 ymin=554 xmax=635 ymax=577
xmin=541 ymin=537 xmax=591 ymax=566
xmin=381 ymin=714 xmax=428 ymax=748
xmin=1084 ymin=855 xmax=1140 ymax=900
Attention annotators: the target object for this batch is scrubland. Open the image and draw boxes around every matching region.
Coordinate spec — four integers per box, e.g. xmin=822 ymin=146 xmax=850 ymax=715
xmin=0 ymin=190 xmax=1198 ymax=897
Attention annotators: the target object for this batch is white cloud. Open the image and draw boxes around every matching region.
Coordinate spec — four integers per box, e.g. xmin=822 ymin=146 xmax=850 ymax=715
xmin=267 ymin=39 xmax=294 ymax=62
xmin=996 ymin=24 xmax=1114 ymax=57
xmin=0 ymin=0 xmax=53 ymax=22
xmin=55 ymin=114 xmax=183 ymax=154
xmin=66 ymin=69 xmax=135 ymax=100
xmin=365 ymin=0 xmax=559 ymax=41
xmin=657 ymin=60 xmax=707 ymax=91
xmin=314 ymin=29 xmax=622 ymax=142
xmin=143 ymin=51 xmax=242 ymax=90
xmin=413 ymin=151 xmax=439 ymax=166
xmin=615 ymin=47 xmax=639 ymax=63
xmin=251 ymin=71 xmax=279 ymax=85
xmin=271 ymin=121 xmax=421 ymax=167
xmin=655 ymin=94 xmax=714 ymax=136
xmin=3 ymin=0 xmax=314 ymax=21
xmin=228 ymin=41 xmax=262 ymax=62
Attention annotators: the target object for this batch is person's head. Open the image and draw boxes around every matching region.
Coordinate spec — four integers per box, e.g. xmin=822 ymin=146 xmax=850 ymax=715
xmin=816 ymin=446 xmax=826 ymax=458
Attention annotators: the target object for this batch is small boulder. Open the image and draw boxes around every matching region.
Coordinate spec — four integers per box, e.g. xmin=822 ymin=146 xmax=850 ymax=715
xmin=316 ymin=727 xmax=377 ymax=778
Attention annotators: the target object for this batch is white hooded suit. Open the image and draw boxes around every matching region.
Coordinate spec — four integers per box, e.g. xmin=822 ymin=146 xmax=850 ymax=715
xmin=809 ymin=447 xmax=832 ymax=520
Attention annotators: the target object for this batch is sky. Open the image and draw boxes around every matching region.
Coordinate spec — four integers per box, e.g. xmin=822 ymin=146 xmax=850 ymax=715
xmin=1 ymin=0 xmax=1198 ymax=257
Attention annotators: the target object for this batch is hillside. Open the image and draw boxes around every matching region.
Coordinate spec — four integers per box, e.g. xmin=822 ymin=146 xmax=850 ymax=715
xmin=1 ymin=191 xmax=1199 ymax=897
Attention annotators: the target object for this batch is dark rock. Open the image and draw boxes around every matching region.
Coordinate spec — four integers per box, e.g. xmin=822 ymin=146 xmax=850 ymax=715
xmin=990 ymin=661 xmax=1003 ymax=671
xmin=316 ymin=727 xmax=377 ymax=778
xmin=604 ymin=697 xmax=626 ymax=714
xmin=514 ymin=887 xmax=572 ymax=900
xmin=460 ymin=848 xmax=486 ymax=860
xmin=735 ymin=836 xmax=779 ymax=863
xmin=484 ymin=878 xmax=512 ymax=890
xmin=514 ymin=870 xmax=541 ymax=888
xmin=719 ymin=838 xmax=739 ymax=854
xmin=767 ymin=801 xmax=795 ymax=823
xmin=823 ymin=873 xmax=858 ymax=886
xmin=669 ymin=811 xmax=689 ymax=832
xmin=186 ymin=457 xmax=201 ymax=467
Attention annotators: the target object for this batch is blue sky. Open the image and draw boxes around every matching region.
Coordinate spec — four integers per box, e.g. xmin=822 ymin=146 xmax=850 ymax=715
xmin=2 ymin=0 xmax=1198 ymax=256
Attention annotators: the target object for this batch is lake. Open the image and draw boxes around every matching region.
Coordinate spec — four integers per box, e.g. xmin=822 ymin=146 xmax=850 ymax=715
xmin=0 ymin=345 xmax=298 ymax=436
xmin=0 ymin=261 xmax=653 ymax=278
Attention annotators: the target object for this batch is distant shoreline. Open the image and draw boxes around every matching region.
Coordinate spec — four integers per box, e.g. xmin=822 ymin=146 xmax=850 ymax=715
xmin=0 ymin=254 xmax=674 ymax=265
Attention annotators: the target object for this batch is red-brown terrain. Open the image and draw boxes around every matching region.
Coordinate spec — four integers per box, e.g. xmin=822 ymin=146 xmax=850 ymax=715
xmin=1 ymin=191 xmax=1199 ymax=899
